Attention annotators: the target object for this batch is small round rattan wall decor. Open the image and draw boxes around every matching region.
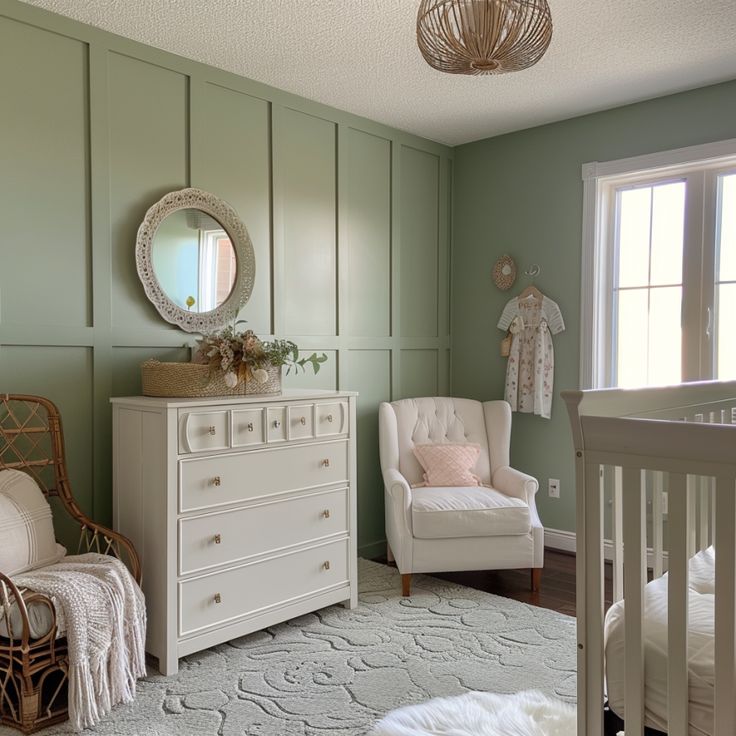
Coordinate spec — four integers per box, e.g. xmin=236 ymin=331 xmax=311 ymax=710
xmin=492 ymin=255 xmax=517 ymax=291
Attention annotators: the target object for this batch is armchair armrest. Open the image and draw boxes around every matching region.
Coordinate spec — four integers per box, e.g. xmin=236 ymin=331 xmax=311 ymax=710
xmin=0 ymin=571 xmax=57 ymax=645
xmin=77 ymin=520 xmax=142 ymax=585
xmin=383 ymin=468 xmax=413 ymax=524
xmin=382 ymin=468 xmax=414 ymax=572
xmin=492 ymin=466 xmax=539 ymax=504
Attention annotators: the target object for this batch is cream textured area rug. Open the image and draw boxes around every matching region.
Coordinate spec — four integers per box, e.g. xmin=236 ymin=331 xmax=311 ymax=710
xmin=16 ymin=559 xmax=576 ymax=735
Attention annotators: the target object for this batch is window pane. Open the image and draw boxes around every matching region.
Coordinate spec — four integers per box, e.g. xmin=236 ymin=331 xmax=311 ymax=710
xmin=717 ymin=283 xmax=736 ymax=379
xmin=616 ymin=288 xmax=649 ymax=388
xmin=617 ymin=187 xmax=651 ymax=288
xmin=650 ymin=182 xmax=685 ymax=286
xmin=648 ymin=286 xmax=682 ymax=385
xmin=718 ymin=173 xmax=736 ymax=282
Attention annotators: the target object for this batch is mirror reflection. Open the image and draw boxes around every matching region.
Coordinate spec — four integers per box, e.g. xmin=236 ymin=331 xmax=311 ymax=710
xmin=151 ymin=208 xmax=237 ymax=313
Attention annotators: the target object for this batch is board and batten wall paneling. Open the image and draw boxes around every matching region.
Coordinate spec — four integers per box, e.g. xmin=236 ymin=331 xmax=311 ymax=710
xmin=0 ymin=0 xmax=452 ymax=555
xmin=0 ymin=347 xmax=94 ymax=544
xmin=400 ymin=146 xmax=440 ymax=339
xmin=400 ymin=349 xmax=439 ymax=399
xmin=274 ymin=107 xmax=337 ymax=337
xmin=0 ymin=18 xmax=90 ymax=329
xmin=108 ymin=53 xmax=189 ymax=331
xmin=348 ymin=350 xmax=392 ymax=555
xmin=345 ymin=129 xmax=392 ymax=338
xmin=190 ymin=82 xmax=272 ymax=336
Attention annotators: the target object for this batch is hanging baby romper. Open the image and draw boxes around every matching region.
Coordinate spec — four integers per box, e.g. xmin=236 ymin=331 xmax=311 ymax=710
xmin=498 ymin=295 xmax=565 ymax=419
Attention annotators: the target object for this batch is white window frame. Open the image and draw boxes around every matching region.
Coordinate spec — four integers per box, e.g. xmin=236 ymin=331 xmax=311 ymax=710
xmin=580 ymin=138 xmax=736 ymax=390
xmin=197 ymin=228 xmax=228 ymax=312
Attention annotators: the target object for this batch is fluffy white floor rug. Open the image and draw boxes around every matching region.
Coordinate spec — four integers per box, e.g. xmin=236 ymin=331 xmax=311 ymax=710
xmin=371 ymin=690 xmax=576 ymax=736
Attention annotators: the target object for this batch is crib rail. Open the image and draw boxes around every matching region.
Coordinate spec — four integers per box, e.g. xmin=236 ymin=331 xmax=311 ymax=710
xmin=563 ymin=381 xmax=736 ymax=736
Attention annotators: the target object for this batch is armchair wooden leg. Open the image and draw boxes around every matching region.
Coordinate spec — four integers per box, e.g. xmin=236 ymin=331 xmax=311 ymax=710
xmin=401 ymin=573 xmax=412 ymax=597
xmin=531 ymin=568 xmax=542 ymax=593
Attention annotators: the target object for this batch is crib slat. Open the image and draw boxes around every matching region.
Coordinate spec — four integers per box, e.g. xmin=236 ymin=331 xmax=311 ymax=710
xmin=652 ymin=471 xmax=665 ymax=579
xmin=623 ymin=465 xmax=646 ymax=736
xmin=714 ymin=476 xmax=736 ymax=736
xmin=667 ymin=473 xmax=689 ymax=736
xmin=583 ymin=461 xmax=605 ymax=736
xmin=612 ymin=466 xmax=624 ymax=602
xmin=711 ymin=477 xmax=716 ymax=547
xmin=686 ymin=474 xmax=698 ymax=557
xmin=698 ymin=477 xmax=710 ymax=551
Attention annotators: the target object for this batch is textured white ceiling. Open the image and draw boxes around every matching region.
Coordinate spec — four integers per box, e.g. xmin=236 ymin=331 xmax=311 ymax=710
xmin=20 ymin=0 xmax=736 ymax=146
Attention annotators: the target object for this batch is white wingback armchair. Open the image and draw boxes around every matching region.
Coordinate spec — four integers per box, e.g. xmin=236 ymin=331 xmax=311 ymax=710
xmin=379 ymin=397 xmax=543 ymax=596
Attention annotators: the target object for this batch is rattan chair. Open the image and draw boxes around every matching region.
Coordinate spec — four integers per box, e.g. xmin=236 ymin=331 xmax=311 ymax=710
xmin=0 ymin=394 xmax=141 ymax=734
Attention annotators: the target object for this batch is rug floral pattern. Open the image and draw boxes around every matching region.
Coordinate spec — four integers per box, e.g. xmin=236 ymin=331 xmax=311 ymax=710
xmin=18 ymin=560 xmax=576 ymax=735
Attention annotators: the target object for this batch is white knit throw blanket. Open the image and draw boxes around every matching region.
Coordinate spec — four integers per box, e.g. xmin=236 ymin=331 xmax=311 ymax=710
xmin=13 ymin=553 xmax=147 ymax=732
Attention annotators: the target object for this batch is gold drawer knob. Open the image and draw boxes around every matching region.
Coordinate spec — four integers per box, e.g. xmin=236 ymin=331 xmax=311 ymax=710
xmin=246 ymin=422 xmax=254 ymax=432
xmin=212 ymin=476 xmax=221 ymax=487
xmin=321 ymin=509 xmax=331 ymax=519
xmin=300 ymin=416 xmax=307 ymax=426
xmin=213 ymin=533 xmax=222 ymax=544
xmin=208 ymin=425 xmax=217 ymax=435
xmin=320 ymin=459 xmax=330 ymax=468
xmin=326 ymin=414 xmax=333 ymax=423
xmin=322 ymin=561 xmax=330 ymax=571
xmin=214 ymin=593 xmax=222 ymax=604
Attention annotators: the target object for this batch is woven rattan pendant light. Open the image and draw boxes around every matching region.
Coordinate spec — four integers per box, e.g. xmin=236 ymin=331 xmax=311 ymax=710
xmin=417 ymin=0 xmax=552 ymax=75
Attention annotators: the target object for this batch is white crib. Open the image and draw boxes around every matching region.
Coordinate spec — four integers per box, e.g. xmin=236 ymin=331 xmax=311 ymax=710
xmin=563 ymin=381 xmax=736 ymax=736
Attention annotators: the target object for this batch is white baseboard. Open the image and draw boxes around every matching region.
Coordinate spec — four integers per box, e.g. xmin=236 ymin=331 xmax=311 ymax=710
xmin=544 ymin=528 xmax=578 ymax=554
xmin=545 ymin=528 xmax=669 ymax=568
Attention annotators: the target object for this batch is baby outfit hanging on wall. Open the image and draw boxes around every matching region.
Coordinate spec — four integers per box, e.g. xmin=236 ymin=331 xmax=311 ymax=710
xmin=497 ymin=289 xmax=564 ymax=419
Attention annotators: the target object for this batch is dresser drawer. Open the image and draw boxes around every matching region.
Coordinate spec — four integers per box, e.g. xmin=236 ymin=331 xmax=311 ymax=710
xmin=179 ymin=539 xmax=348 ymax=636
xmin=179 ymin=440 xmax=348 ymax=513
xmin=266 ymin=406 xmax=287 ymax=442
xmin=315 ymin=401 xmax=348 ymax=437
xmin=232 ymin=409 xmax=264 ymax=447
xmin=179 ymin=488 xmax=349 ymax=575
xmin=288 ymin=404 xmax=314 ymax=440
xmin=179 ymin=410 xmax=230 ymax=454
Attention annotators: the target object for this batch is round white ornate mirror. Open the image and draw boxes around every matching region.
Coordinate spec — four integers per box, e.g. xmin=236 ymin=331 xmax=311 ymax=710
xmin=136 ymin=188 xmax=255 ymax=332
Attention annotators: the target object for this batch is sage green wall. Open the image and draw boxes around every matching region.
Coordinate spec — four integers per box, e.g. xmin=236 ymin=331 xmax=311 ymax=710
xmin=0 ymin=0 xmax=452 ymax=557
xmin=452 ymin=80 xmax=736 ymax=534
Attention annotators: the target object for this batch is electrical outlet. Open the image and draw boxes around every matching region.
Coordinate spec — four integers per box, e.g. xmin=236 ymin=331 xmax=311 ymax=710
xmin=548 ymin=478 xmax=560 ymax=498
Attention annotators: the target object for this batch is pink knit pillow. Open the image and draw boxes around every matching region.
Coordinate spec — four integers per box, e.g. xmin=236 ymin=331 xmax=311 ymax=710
xmin=412 ymin=443 xmax=482 ymax=487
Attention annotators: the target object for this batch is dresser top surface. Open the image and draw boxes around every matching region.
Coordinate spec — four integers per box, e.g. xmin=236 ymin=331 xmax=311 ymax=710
xmin=110 ymin=389 xmax=357 ymax=408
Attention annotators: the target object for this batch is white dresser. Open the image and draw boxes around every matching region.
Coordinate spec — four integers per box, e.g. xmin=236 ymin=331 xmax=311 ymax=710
xmin=111 ymin=389 xmax=358 ymax=675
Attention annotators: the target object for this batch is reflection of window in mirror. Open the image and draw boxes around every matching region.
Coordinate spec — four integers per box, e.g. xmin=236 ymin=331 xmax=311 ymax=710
xmin=198 ymin=229 xmax=237 ymax=311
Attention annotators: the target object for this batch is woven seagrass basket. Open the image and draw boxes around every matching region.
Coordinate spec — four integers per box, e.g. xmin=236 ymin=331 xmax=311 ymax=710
xmin=141 ymin=360 xmax=282 ymax=398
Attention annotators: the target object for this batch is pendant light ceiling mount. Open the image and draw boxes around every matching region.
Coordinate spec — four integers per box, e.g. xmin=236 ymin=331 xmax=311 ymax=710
xmin=417 ymin=0 xmax=553 ymax=76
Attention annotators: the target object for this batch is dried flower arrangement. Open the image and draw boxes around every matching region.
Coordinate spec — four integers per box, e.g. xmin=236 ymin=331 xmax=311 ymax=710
xmin=194 ymin=325 xmax=327 ymax=389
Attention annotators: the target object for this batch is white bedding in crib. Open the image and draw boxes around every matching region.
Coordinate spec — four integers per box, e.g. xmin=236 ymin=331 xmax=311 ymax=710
xmin=605 ymin=546 xmax=716 ymax=736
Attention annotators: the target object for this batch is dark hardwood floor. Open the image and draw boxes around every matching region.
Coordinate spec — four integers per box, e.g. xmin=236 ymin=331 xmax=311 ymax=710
xmin=377 ymin=548 xmax=614 ymax=617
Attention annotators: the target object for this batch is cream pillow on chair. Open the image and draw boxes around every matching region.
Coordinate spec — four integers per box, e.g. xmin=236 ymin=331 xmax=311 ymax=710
xmin=0 ymin=469 xmax=66 ymax=576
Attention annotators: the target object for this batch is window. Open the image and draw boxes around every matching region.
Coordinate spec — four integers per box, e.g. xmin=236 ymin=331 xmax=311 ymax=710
xmin=197 ymin=229 xmax=236 ymax=311
xmin=581 ymin=140 xmax=736 ymax=389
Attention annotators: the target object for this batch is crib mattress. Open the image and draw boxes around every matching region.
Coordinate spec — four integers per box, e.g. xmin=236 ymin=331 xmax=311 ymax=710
xmin=605 ymin=547 xmax=716 ymax=736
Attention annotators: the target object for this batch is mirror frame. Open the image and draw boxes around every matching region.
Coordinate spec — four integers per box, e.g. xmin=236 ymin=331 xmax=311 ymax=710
xmin=135 ymin=187 xmax=256 ymax=333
